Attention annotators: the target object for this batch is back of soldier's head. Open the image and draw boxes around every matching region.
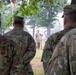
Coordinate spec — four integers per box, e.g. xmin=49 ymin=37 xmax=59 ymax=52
xmin=63 ymin=5 xmax=76 ymax=23
xmin=13 ymin=16 xmax=24 ymax=25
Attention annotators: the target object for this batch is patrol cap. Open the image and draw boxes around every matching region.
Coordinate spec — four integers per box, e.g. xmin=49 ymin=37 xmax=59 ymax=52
xmin=62 ymin=5 xmax=76 ymax=17
xmin=13 ymin=16 xmax=24 ymax=24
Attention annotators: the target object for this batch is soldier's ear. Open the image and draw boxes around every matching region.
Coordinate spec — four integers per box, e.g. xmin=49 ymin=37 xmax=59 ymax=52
xmin=64 ymin=17 xmax=67 ymax=26
xmin=13 ymin=23 xmax=15 ymax=27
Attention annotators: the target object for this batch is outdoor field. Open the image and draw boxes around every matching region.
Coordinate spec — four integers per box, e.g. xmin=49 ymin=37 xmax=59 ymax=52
xmin=31 ymin=49 xmax=44 ymax=75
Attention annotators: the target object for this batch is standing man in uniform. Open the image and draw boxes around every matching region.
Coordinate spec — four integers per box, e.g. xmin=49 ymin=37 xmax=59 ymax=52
xmin=46 ymin=5 xmax=76 ymax=75
xmin=4 ymin=16 xmax=36 ymax=75
xmin=35 ymin=30 xmax=42 ymax=49
xmin=0 ymin=19 xmax=18 ymax=75
xmin=41 ymin=4 xmax=76 ymax=74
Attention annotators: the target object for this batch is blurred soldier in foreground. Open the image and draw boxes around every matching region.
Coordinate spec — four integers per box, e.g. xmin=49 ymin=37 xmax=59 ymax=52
xmin=41 ymin=4 xmax=76 ymax=74
xmin=4 ymin=16 xmax=36 ymax=75
xmin=46 ymin=5 xmax=76 ymax=75
xmin=0 ymin=20 xmax=17 ymax=75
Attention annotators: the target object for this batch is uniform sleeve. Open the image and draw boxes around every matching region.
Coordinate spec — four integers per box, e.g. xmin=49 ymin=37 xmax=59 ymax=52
xmin=41 ymin=37 xmax=53 ymax=62
xmin=0 ymin=40 xmax=16 ymax=75
xmin=45 ymin=37 xmax=68 ymax=75
xmin=23 ymin=35 xmax=36 ymax=64
xmin=41 ymin=34 xmax=56 ymax=62
xmin=68 ymin=34 xmax=76 ymax=75
xmin=46 ymin=32 xmax=76 ymax=75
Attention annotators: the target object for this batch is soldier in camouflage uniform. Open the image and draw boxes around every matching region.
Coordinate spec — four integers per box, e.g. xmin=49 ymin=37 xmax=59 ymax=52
xmin=41 ymin=4 xmax=76 ymax=74
xmin=46 ymin=5 xmax=76 ymax=75
xmin=0 ymin=20 xmax=17 ymax=75
xmin=4 ymin=16 xmax=36 ymax=75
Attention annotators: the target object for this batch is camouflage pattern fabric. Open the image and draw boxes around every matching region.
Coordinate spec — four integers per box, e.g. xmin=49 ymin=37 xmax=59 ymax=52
xmin=46 ymin=28 xmax=76 ymax=75
xmin=41 ymin=25 xmax=76 ymax=73
xmin=4 ymin=28 xmax=36 ymax=75
xmin=0 ymin=34 xmax=17 ymax=75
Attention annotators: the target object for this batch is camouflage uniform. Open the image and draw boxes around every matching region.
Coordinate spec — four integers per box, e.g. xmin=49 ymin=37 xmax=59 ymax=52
xmin=41 ymin=4 xmax=76 ymax=74
xmin=4 ymin=27 xmax=36 ymax=75
xmin=0 ymin=34 xmax=17 ymax=75
xmin=46 ymin=27 xmax=76 ymax=75
xmin=41 ymin=25 xmax=76 ymax=73
xmin=46 ymin=5 xmax=76 ymax=75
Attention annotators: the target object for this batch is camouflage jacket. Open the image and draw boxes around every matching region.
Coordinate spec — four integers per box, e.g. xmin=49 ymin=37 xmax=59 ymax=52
xmin=0 ymin=34 xmax=17 ymax=75
xmin=46 ymin=28 xmax=76 ymax=75
xmin=41 ymin=25 xmax=76 ymax=72
xmin=4 ymin=28 xmax=36 ymax=75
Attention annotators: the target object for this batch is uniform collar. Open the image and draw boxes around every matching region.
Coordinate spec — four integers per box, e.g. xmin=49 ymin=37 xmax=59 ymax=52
xmin=65 ymin=24 xmax=76 ymax=30
xmin=14 ymin=27 xmax=23 ymax=30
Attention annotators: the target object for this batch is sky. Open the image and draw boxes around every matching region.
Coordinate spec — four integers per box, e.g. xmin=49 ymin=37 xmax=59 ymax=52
xmin=68 ymin=0 xmax=71 ymax=3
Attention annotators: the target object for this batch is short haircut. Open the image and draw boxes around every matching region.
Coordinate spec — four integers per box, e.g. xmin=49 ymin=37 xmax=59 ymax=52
xmin=63 ymin=5 xmax=76 ymax=22
xmin=13 ymin=16 xmax=24 ymax=24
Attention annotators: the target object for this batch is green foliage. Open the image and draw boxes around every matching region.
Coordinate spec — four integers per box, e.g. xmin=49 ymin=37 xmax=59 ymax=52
xmin=12 ymin=0 xmax=39 ymax=16
xmin=27 ymin=1 xmax=65 ymax=28
xmin=6 ymin=15 xmax=13 ymax=27
xmin=1 ymin=0 xmax=67 ymax=17
xmin=36 ymin=17 xmax=48 ymax=27
xmin=0 ymin=0 xmax=67 ymax=29
xmin=0 ymin=3 xmax=2 ymax=9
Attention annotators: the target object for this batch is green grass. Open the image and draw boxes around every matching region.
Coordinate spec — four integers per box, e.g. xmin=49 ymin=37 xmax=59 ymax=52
xmin=34 ymin=69 xmax=44 ymax=75
xmin=31 ymin=49 xmax=44 ymax=75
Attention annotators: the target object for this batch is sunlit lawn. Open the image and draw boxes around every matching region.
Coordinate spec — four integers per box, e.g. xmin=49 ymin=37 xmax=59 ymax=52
xmin=34 ymin=69 xmax=44 ymax=75
xmin=31 ymin=49 xmax=44 ymax=75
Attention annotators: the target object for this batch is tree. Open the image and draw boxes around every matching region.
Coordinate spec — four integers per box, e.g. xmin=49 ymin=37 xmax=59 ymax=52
xmin=37 ymin=3 xmax=60 ymax=37
xmin=27 ymin=0 xmax=67 ymax=38
xmin=26 ymin=16 xmax=38 ymax=38
xmin=0 ymin=0 xmax=68 ymax=16
xmin=0 ymin=0 xmax=67 ymax=36
xmin=0 ymin=3 xmax=14 ymax=34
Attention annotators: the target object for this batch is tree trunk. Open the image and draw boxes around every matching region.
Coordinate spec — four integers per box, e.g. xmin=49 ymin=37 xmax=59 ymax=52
xmin=32 ymin=24 xmax=35 ymax=39
xmin=46 ymin=7 xmax=52 ymax=38
xmin=47 ymin=25 xmax=50 ymax=38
